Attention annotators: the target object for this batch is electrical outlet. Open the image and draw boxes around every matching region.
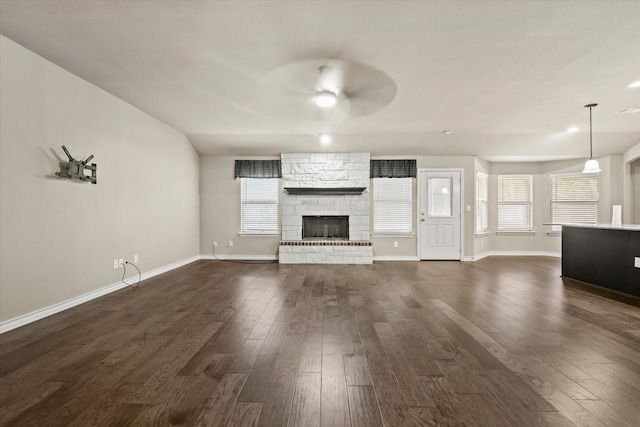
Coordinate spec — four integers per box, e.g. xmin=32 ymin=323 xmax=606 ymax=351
xmin=113 ymin=259 xmax=119 ymax=269
xmin=133 ymin=254 xmax=138 ymax=263
xmin=635 ymin=257 xmax=640 ymax=268
xmin=229 ymin=240 xmax=234 ymax=247
xmin=466 ymin=205 xmax=471 ymax=212
xmin=213 ymin=241 xmax=217 ymax=248
xmin=119 ymin=259 xmax=124 ymax=267
xmin=393 ymin=241 xmax=398 ymax=248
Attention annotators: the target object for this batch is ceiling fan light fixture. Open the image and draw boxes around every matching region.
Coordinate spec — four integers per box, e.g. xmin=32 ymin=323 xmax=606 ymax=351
xmin=315 ymin=90 xmax=337 ymax=108
xmin=582 ymin=103 xmax=600 ymax=174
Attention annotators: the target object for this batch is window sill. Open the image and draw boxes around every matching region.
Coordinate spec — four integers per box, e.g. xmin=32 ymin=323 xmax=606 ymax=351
xmin=475 ymin=232 xmax=490 ymax=237
xmin=372 ymin=233 xmax=414 ymax=238
xmin=238 ymin=231 xmax=280 ymax=236
xmin=495 ymin=231 xmax=536 ymax=236
xmin=547 ymin=231 xmax=561 ymax=236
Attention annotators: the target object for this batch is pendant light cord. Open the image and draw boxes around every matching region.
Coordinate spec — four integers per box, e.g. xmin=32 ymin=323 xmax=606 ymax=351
xmin=589 ymin=105 xmax=593 ymax=160
xmin=584 ymin=103 xmax=597 ymax=160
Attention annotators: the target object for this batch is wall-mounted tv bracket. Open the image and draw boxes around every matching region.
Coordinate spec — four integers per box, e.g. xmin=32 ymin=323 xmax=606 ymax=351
xmin=55 ymin=145 xmax=97 ymax=184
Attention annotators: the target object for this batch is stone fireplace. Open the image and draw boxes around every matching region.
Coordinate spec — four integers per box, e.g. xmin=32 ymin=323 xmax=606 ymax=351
xmin=278 ymin=152 xmax=373 ymax=264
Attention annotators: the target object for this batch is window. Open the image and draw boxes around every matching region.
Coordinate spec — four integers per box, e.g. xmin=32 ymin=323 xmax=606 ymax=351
xmin=373 ymin=177 xmax=412 ymax=234
xmin=240 ymin=178 xmax=279 ymax=233
xmin=498 ymin=175 xmax=533 ymax=232
xmin=427 ymin=177 xmax=452 ymax=217
xmin=549 ymin=173 xmax=598 ymax=233
xmin=475 ymin=172 xmax=488 ymax=234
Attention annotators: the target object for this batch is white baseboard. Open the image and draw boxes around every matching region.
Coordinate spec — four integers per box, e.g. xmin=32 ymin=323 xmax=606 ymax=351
xmin=464 ymin=251 xmax=561 ymax=262
xmin=373 ymin=256 xmax=420 ymax=262
xmin=200 ymin=254 xmax=278 ymax=261
xmin=0 ymin=255 xmax=200 ymax=334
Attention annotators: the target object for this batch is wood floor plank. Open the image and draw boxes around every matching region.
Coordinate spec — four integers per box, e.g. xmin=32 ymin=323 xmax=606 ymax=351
xmin=228 ymin=339 xmax=264 ymax=374
xmin=321 ymin=333 xmax=350 ymax=427
xmin=289 ymin=372 xmax=321 ymax=427
xmin=299 ymin=322 xmax=323 ymax=373
xmin=197 ymin=373 xmax=248 ymax=427
xmin=228 ymin=402 xmax=263 ymax=427
xmin=347 ymin=385 xmax=383 ymax=427
xmin=256 ymin=326 xmax=305 ymax=427
xmin=236 ymin=321 xmax=287 ymax=403
xmin=373 ymin=322 xmax=437 ymax=407
xmin=129 ymin=374 xmax=218 ymax=426
xmin=66 ymin=383 xmax=145 ymax=427
xmin=357 ymin=320 xmax=411 ymax=426
xmin=0 ymin=380 xmax=66 ymax=425
xmin=406 ymin=406 xmax=448 ymax=427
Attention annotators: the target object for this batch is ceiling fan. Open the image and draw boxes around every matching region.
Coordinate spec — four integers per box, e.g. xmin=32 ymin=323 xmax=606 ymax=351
xmin=258 ymin=58 xmax=397 ymax=124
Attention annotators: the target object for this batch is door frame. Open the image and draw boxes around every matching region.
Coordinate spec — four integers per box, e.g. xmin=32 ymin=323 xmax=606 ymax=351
xmin=417 ymin=168 xmax=465 ymax=260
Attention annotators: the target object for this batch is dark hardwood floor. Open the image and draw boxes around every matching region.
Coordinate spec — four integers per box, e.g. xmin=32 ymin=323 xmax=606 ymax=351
xmin=1 ymin=257 xmax=639 ymax=426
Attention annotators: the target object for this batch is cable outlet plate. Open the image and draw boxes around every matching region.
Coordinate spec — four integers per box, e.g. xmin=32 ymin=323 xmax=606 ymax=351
xmin=133 ymin=254 xmax=138 ymax=263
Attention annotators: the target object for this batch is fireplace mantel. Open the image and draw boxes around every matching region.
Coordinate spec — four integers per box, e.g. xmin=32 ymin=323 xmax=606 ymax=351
xmin=283 ymin=187 xmax=366 ymax=196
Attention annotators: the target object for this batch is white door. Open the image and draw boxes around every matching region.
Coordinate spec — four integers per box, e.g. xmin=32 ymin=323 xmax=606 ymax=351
xmin=419 ymin=170 xmax=461 ymax=260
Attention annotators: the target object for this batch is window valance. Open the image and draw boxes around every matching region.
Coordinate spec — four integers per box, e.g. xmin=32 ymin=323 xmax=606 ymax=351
xmin=370 ymin=159 xmax=417 ymax=178
xmin=234 ymin=160 xmax=282 ymax=179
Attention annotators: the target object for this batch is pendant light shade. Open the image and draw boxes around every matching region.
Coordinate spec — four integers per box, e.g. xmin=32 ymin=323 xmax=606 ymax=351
xmin=582 ymin=103 xmax=601 ymax=174
xmin=583 ymin=159 xmax=601 ymax=174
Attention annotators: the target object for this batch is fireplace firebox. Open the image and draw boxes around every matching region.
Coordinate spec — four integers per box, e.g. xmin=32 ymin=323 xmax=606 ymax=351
xmin=302 ymin=216 xmax=349 ymax=240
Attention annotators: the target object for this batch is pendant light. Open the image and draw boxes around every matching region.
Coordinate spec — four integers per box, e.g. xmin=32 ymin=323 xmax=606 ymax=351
xmin=582 ymin=103 xmax=601 ymax=174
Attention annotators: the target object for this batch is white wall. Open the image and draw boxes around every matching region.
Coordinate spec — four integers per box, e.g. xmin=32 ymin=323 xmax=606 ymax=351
xmin=632 ymin=159 xmax=640 ymax=223
xmin=488 ymin=162 xmax=546 ymax=253
xmin=473 ymin=157 xmax=491 ymax=256
xmin=0 ymin=36 xmax=200 ymax=323
xmin=478 ymin=156 xmax=621 ymax=256
xmin=622 ymin=142 xmax=640 ymax=223
xmin=199 ymin=156 xmax=281 ymax=258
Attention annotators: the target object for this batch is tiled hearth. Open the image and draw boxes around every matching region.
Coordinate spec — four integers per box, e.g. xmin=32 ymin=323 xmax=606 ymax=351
xmin=279 ymin=152 xmax=373 ymax=264
xmin=280 ymin=240 xmax=372 ymax=246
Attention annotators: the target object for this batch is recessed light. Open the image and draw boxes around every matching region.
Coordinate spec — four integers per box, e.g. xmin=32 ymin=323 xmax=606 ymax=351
xmin=566 ymin=127 xmax=579 ymax=133
xmin=319 ymin=134 xmax=332 ymax=144
xmin=443 ymin=130 xmax=452 ymax=135
xmin=628 ymin=80 xmax=640 ymax=88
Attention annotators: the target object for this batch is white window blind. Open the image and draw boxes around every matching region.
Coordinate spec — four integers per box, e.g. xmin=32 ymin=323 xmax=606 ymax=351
xmin=240 ymin=178 xmax=279 ymax=233
xmin=498 ymin=175 xmax=533 ymax=231
xmin=476 ymin=172 xmax=488 ymax=234
xmin=549 ymin=173 xmax=598 ymax=233
xmin=373 ymin=178 xmax=412 ymax=234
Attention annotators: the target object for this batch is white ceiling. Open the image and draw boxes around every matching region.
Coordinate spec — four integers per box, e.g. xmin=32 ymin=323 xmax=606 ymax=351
xmin=1 ymin=0 xmax=639 ymax=161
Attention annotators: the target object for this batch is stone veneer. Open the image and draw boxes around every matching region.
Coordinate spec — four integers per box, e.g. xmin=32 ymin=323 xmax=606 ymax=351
xmin=279 ymin=152 xmax=373 ymax=264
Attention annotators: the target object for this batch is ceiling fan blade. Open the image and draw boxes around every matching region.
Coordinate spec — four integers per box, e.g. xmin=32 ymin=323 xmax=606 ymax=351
xmin=339 ymin=61 xmax=397 ymax=117
xmin=258 ymin=58 xmax=395 ymax=121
